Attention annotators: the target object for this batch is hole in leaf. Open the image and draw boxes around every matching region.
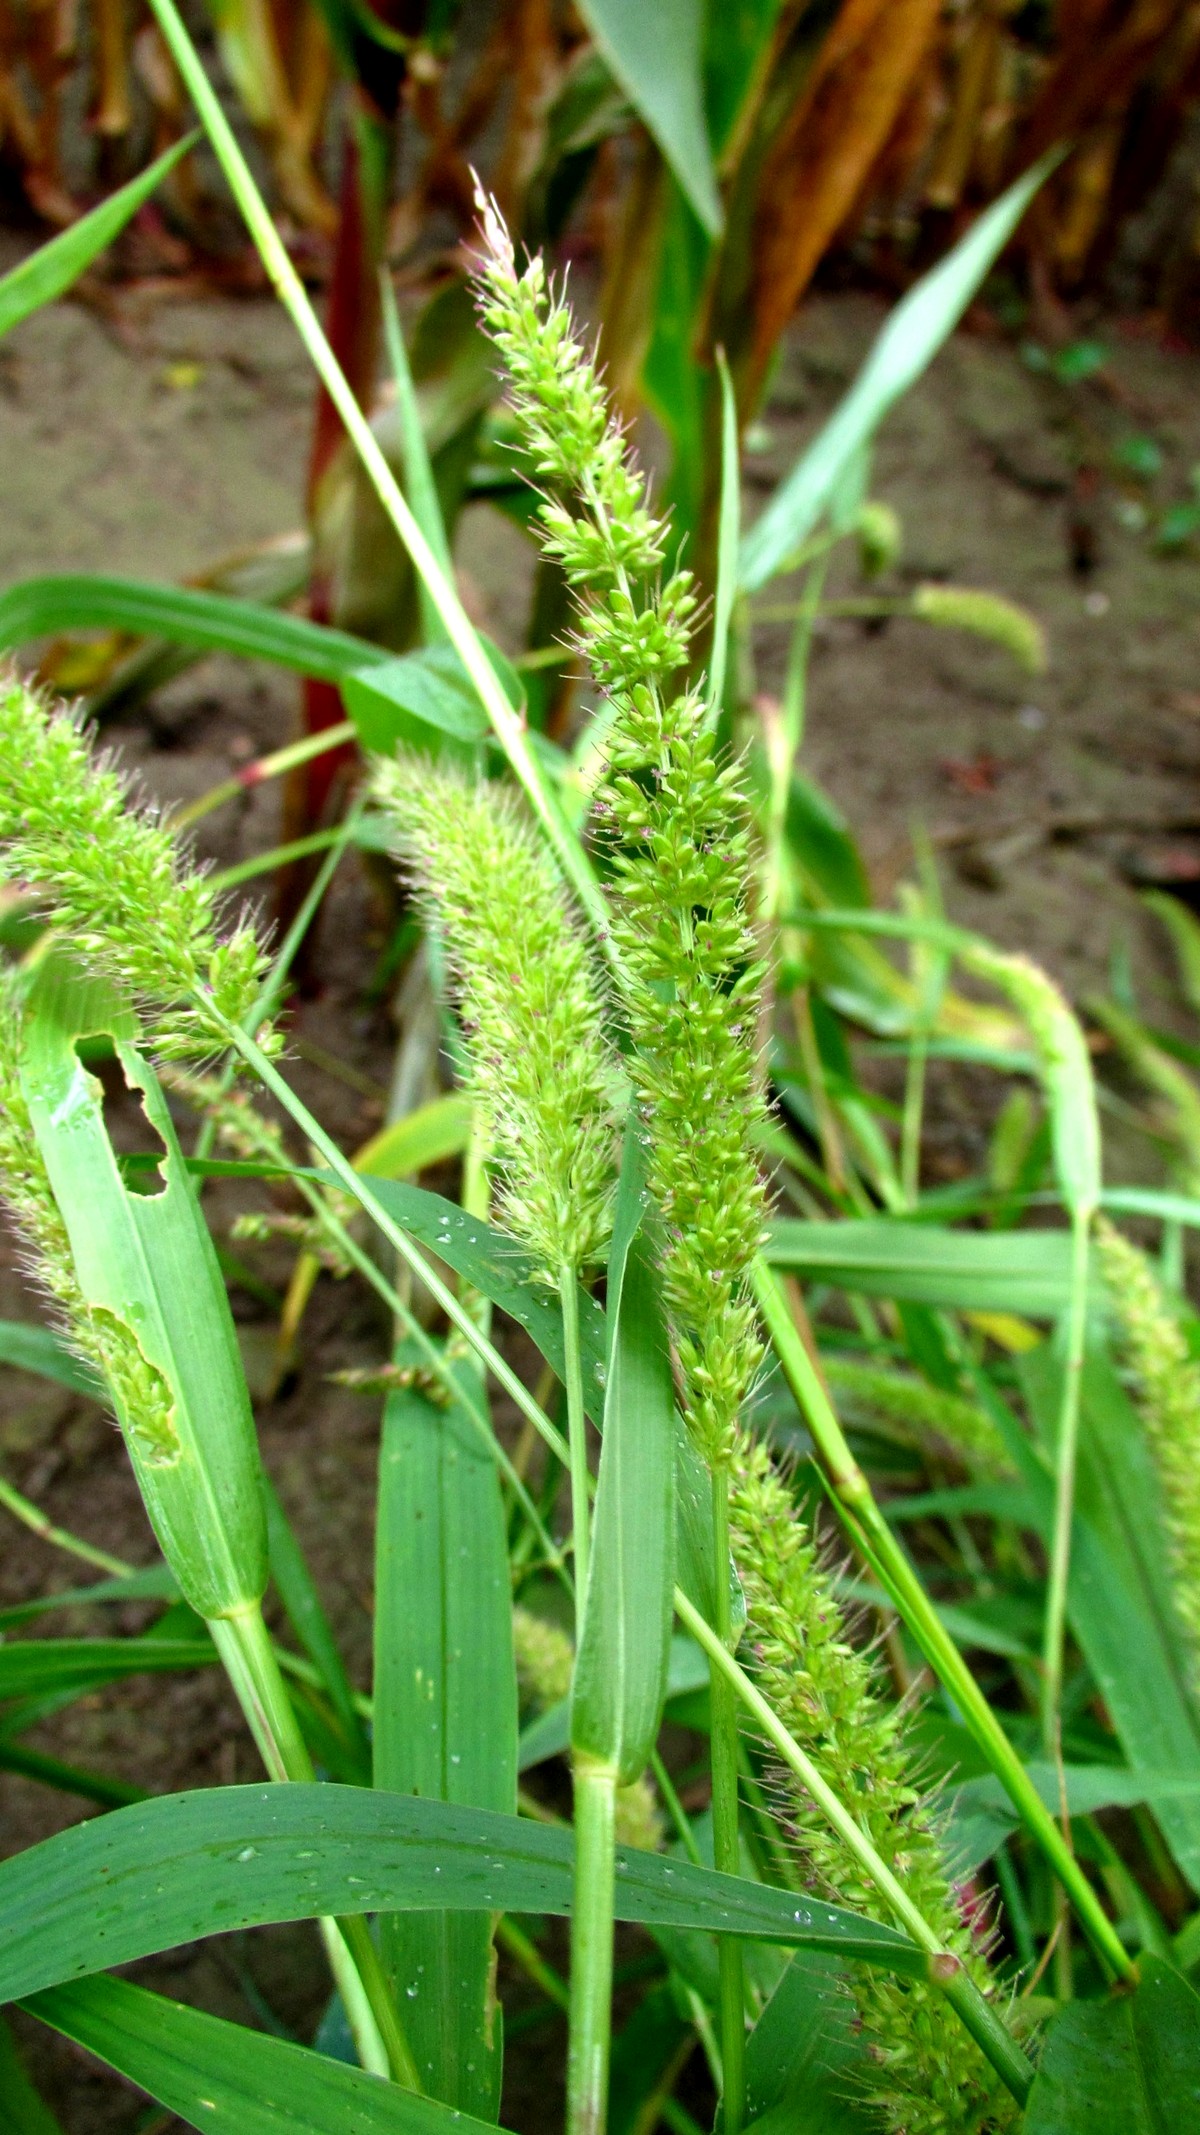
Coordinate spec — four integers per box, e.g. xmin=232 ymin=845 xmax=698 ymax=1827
xmin=77 ymin=1038 xmax=169 ymax=1197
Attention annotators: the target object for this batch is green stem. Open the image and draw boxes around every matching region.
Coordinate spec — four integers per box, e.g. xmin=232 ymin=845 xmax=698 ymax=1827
xmin=567 ymin=1758 xmax=617 ymax=2135
xmin=709 ymin=1467 xmax=745 ymax=2135
xmin=673 ymin=1589 xmax=1035 ymax=2109
xmin=144 ymin=0 xmax=604 ymax=942
xmin=750 ymin=1255 xmax=1135 ymax=1987
xmin=560 ymin=1263 xmax=590 ymax=1615
xmin=0 ymin=1473 xmax=129 ymax=1576
xmin=209 ymin=1604 xmax=418 ymax=2089
xmin=1042 ymin=1206 xmax=1091 ymax=1756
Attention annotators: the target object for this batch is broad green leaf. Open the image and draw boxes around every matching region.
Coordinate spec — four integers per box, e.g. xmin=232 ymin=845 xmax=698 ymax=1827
xmin=576 ymin=0 xmax=721 ymax=236
xmin=0 ymin=1319 xmax=101 ymax=1397
xmin=0 ymin=2013 xmax=63 ymax=2132
xmin=1020 ymin=1343 xmax=1200 ymax=1886
xmin=0 ymin=1784 xmax=924 ymax=2003
xmin=572 ymin=1143 xmax=675 ymax=1782
xmin=22 ymin=1974 xmax=497 ymax=2135
xmin=263 ymin=1475 xmax=368 ymax=1782
xmin=1024 ymin=1958 xmax=1200 ymax=2133
xmin=20 ymin=957 xmax=268 ymax=1620
xmin=948 ymin=1764 xmax=1200 ymax=1878
xmin=744 ymin=1949 xmax=874 ymax=2135
xmin=765 ymin=1218 xmax=1088 ymax=1317
xmin=0 ymin=575 xmax=384 ymax=682
xmin=0 ymin=138 xmax=196 ymax=341
xmin=0 ymin=1637 xmax=213 ymax=1702
xmin=344 ymin=641 xmax=522 ymax=754
xmin=739 ymin=156 xmax=1055 ymax=590
xmin=374 ymin=1361 xmax=517 ymax=2117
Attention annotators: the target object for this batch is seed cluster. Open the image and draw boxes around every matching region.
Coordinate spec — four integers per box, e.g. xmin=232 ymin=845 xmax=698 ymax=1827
xmin=475 ymin=196 xmax=767 ymax=1466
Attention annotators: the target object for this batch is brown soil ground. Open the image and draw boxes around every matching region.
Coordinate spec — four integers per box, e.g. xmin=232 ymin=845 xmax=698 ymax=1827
xmin=3 ymin=257 xmax=1200 ymax=2126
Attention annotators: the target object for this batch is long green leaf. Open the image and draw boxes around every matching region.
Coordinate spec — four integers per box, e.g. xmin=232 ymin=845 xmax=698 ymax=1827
xmin=0 ymin=137 xmax=196 ymax=340
xmin=21 ymin=1975 xmax=495 ymax=2135
xmin=0 ymin=1565 xmax=176 ymax=1634
xmin=739 ymin=156 xmax=1056 ymax=590
xmin=949 ymin=1764 xmax=1200 ymax=1878
xmin=0 ymin=575 xmax=384 ymax=681
xmin=765 ymin=1217 xmax=1087 ymax=1316
xmin=374 ymin=1362 xmax=517 ymax=2117
xmin=345 ymin=642 xmax=522 ymax=754
xmin=1024 ymin=1958 xmax=1200 ymax=2134
xmin=1019 ymin=1342 xmax=1200 ymax=1886
xmin=571 ymin=1161 xmax=675 ymax=1781
xmin=743 ymin=1950 xmax=873 ymax=2135
xmin=575 ymin=0 xmax=721 ymax=235
xmin=0 ymin=1785 xmax=924 ymax=2003
xmin=0 ymin=1637 xmax=213 ymax=1701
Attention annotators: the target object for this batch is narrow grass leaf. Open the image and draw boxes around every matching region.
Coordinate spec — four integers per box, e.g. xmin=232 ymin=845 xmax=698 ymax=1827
xmin=263 ymin=1475 xmax=368 ymax=1782
xmin=0 ymin=1786 xmax=925 ymax=2002
xmin=0 ymin=1565 xmax=177 ymax=1633
xmin=739 ymin=154 xmax=1056 ymax=589
xmin=765 ymin=1217 xmax=1087 ymax=1316
xmin=948 ymin=1765 xmax=1200 ymax=1877
xmin=519 ymin=1633 xmax=708 ymax=1771
xmin=374 ymin=1363 xmax=517 ymax=2117
xmin=743 ymin=1950 xmax=874 ymax=2135
xmin=21 ymin=1975 xmax=499 ymax=2135
xmin=0 ymin=1637 xmax=213 ymax=1701
xmin=0 ymin=137 xmax=197 ymax=340
xmin=707 ymin=346 xmax=740 ymax=715
xmin=0 ymin=576 xmax=384 ymax=682
xmin=1020 ymin=1341 xmax=1200 ymax=1885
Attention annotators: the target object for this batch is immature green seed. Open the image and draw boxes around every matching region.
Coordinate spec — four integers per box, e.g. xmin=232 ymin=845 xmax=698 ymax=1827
xmin=473 ymin=202 xmax=768 ymax=1467
xmin=372 ymin=755 xmax=619 ymax=1278
xmin=730 ymin=1433 xmax=1019 ymax=2135
xmin=0 ymin=668 xmax=268 ymax=1054
xmin=1098 ymin=1218 xmax=1200 ymax=1687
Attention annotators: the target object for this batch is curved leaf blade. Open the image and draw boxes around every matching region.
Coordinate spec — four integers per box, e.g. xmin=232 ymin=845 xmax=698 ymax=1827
xmin=576 ymin=0 xmax=721 ymax=235
xmin=0 ymin=576 xmax=384 ymax=682
xmin=0 ymin=1785 xmax=924 ymax=2004
xmin=22 ymin=1975 xmax=495 ymax=2135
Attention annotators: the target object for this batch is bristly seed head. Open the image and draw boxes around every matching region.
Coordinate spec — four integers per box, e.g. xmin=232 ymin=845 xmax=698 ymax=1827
xmin=472 ymin=199 xmax=767 ymax=1465
xmin=0 ymin=668 xmax=270 ymax=1057
xmin=372 ymin=754 xmax=619 ymax=1279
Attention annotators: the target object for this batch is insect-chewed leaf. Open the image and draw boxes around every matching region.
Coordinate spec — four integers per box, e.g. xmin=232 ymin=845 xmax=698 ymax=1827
xmin=19 ymin=955 xmax=268 ymax=1621
xmin=572 ymin=1141 xmax=675 ymax=1783
xmin=0 ymin=1786 xmax=926 ymax=2004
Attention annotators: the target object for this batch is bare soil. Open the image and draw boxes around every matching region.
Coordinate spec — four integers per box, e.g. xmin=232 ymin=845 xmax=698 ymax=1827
xmin=3 ymin=262 xmax=1200 ymax=2126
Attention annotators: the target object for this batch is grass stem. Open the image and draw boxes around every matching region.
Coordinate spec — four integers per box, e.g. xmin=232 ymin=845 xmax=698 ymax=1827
xmin=560 ymin=1264 xmax=590 ymax=1613
xmin=567 ymin=1759 xmax=617 ymax=2135
xmin=673 ymin=1588 xmax=1035 ymax=2109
